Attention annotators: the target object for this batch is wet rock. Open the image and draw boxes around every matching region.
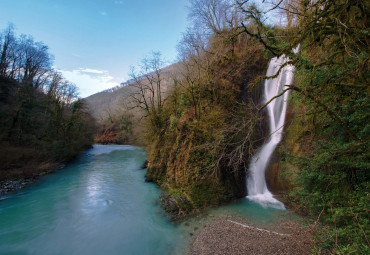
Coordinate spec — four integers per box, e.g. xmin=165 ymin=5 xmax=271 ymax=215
xmin=160 ymin=192 xmax=194 ymax=220
xmin=160 ymin=194 xmax=179 ymax=214
xmin=141 ymin=160 xmax=148 ymax=169
xmin=145 ymin=171 xmax=153 ymax=182
xmin=0 ymin=178 xmax=34 ymax=197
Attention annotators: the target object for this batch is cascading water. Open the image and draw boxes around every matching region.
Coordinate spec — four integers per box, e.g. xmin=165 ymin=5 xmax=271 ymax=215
xmin=247 ymin=51 xmax=297 ymax=210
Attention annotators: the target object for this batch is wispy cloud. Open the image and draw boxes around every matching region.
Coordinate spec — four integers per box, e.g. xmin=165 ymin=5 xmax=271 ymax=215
xmin=60 ymin=68 xmax=119 ymax=97
xmin=78 ymin=68 xmax=106 ymax=74
xmin=100 ymin=11 xmax=107 ymax=16
xmin=114 ymin=1 xmax=124 ymax=4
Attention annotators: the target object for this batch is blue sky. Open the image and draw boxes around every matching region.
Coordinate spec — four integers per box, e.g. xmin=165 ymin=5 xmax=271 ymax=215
xmin=0 ymin=0 xmax=189 ymax=97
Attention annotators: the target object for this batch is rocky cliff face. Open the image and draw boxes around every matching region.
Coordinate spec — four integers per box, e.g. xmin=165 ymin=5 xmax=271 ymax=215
xmin=265 ymin=100 xmax=314 ymax=195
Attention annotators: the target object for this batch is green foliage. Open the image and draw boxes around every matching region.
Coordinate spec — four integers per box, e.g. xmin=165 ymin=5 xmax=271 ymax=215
xmin=238 ymin=0 xmax=369 ymax=252
xmin=286 ymin=81 xmax=369 ymax=253
xmin=290 ymin=138 xmax=369 ymax=253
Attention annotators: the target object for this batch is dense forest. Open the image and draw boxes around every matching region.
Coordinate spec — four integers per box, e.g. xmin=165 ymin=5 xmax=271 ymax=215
xmin=112 ymin=0 xmax=368 ymax=253
xmin=0 ymin=25 xmax=95 ymax=182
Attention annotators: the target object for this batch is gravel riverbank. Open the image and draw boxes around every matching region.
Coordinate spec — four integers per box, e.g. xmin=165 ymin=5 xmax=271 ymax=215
xmin=191 ymin=217 xmax=316 ymax=255
xmin=0 ymin=178 xmax=35 ymax=197
xmin=0 ymin=163 xmax=63 ymax=198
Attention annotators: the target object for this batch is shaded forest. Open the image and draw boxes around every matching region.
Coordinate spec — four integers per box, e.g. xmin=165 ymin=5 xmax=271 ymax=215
xmin=0 ymin=26 xmax=95 ymax=181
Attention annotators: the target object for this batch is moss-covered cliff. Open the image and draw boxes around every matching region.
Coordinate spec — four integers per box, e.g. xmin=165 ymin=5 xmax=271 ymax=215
xmin=143 ymin=31 xmax=268 ymax=218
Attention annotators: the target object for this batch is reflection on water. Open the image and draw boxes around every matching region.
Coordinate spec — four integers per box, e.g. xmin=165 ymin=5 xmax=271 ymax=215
xmin=0 ymin=145 xmax=298 ymax=255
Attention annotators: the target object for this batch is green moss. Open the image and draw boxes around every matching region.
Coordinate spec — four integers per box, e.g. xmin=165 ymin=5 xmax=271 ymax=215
xmin=142 ymin=29 xmax=267 ymax=219
xmin=187 ymin=181 xmax=221 ymax=208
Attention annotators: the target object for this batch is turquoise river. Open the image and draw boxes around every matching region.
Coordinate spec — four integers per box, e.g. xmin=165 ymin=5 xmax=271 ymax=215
xmin=0 ymin=145 xmax=295 ymax=255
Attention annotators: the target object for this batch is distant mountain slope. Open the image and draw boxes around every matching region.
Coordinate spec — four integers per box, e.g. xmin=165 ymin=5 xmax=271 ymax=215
xmin=85 ymin=63 xmax=179 ymax=122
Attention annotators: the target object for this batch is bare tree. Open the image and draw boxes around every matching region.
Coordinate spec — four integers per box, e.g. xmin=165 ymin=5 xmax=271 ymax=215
xmin=177 ymin=27 xmax=207 ymax=61
xmin=0 ymin=25 xmax=53 ymax=87
xmin=129 ymin=51 xmax=166 ymax=125
xmin=258 ymin=0 xmax=303 ymax=27
xmin=47 ymin=71 xmax=78 ymax=105
xmin=188 ymin=0 xmax=235 ymax=34
xmin=20 ymin=35 xmax=52 ymax=85
xmin=0 ymin=24 xmax=16 ymax=76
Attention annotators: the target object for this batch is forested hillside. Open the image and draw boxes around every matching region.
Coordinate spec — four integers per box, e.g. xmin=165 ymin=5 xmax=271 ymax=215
xmin=85 ymin=62 xmax=179 ymax=144
xmin=115 ymin=0 xmax=368 ymax=253
xmin=0 ymin=26 xmax=94 ymax=182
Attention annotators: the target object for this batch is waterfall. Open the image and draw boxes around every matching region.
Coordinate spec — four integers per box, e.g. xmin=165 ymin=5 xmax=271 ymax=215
xmin=246 ymin=51 xmax=297 ymax=210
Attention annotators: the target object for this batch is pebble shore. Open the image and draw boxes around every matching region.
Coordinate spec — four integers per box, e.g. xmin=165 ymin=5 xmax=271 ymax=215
xmin=0 ymin=163 xmax=63 ymax=198
xmin=0 ymin=178 xmax=35 ymax=197
xmin=191 ymin=217 xmax=316 ymax=255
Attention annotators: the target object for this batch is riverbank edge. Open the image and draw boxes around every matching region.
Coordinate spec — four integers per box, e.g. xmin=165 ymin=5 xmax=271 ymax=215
xmin=0 ymin=143 xmax=135 ymax=198
xmin=0 ymin=162 xmax=66 ymax=197
xmin=0 ymin=142 xmax=144 ymax=198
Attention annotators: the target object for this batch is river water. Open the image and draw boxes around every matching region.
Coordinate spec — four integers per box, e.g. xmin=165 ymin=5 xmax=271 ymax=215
xmin=0 ymin=145 xmax=293 ymax=255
